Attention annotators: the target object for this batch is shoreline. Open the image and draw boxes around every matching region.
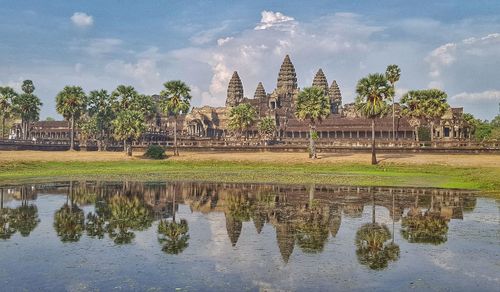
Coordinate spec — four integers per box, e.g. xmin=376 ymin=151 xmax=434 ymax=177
xmin=1 ymin=151 xmax=499 ymax=197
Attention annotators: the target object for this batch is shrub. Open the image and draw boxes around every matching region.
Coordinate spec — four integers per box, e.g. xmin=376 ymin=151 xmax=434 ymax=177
xmin=144 ymin=145 xmax=166 ymax=160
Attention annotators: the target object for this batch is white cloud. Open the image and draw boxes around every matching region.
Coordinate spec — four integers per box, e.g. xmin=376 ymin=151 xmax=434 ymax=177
xmin=254 ymin=11 xmax=296 ymax=31
xmin=427 ymin=33 xmax=500 ymax=88
xmin=70 ymin=12 xmax=94 ymax=28
xmin=217 ymin=37 xmax=233 ymax=46
xmin=451 ymin=90 xmax=500 ymax=101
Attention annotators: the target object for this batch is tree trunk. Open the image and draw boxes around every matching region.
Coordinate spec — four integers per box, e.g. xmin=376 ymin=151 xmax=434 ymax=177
xmin=309 ymin=123 xmax=316 ymax=159
xmin=126 ymin=138 xmax=132 ymax=156
xmin=69 ymin=115 xmax=75 ymax=151
xmin=309 ymin=184 xmax=315 ymax=208
xmin=430 ymin=121 xmax=434 ymax=142
xmin=392 ymin=99 xmax=396 ymax=141
xmin=1 ymin=116 xmax=5 ymax=139
xmin=371 ymin=118 xmax=377 ymax=165
xmin=173 ymin=119 xmax=178 ymax=156
xmin=372 ymin=191 xmax=376 ymax=224
xmin=414 ymin=126 xmax=419 ymax=142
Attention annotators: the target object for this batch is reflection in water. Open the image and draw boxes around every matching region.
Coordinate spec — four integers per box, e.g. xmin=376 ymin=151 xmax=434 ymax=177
xmin=0 ymin=181 xmax=479 ymax=270
xmin=0 ymin=186 xmax=40 ymax=239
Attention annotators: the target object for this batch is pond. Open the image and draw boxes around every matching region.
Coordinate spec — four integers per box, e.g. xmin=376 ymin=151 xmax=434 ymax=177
xmin=0 ymin=181 xmax=498 ymax=291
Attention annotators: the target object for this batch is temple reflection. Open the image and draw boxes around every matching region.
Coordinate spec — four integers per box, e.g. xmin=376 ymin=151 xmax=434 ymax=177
xmin=0 ymin=181 xmax=477 ymax=268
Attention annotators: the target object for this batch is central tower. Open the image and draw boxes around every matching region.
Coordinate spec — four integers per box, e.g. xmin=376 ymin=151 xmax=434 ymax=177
xmin=276 ymin=55 xmax=298 ymax=94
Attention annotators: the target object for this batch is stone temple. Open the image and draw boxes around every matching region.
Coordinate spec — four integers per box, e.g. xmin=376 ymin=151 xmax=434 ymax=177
xmin=12 ymin=54 xmax=472 ymax=144
xmin=170 ymin=54 xmax=471 ymax=141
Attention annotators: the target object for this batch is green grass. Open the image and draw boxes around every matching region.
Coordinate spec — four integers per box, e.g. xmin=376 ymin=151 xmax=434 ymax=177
xmin=0 ymin=159 xmax=499 ymax=197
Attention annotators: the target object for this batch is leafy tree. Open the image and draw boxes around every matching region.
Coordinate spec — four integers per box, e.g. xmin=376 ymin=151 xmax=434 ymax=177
xmin=421 ymin=89 xmax=449 ymax=141
xmin=111 ymin=85 xmax=139 ymax=111
xmin=401 ymin=89 xmax=449 ymax=142
xmin=11 ymin=80 xmax=42 ymax=139
xmin=491 ymin=114 xmax=500 ymax=128
xmin=0 ymin=86 xmax=17 ymax=138
xmin=112 ymin=110 xmax=146 ymax=156
xmin=295 ymin=86 xmax=330 ymax=159
xmin=54 ymin=204 xmax=85 ymax=242
xmin=159 ymin=80 xmax=191 ymax=156
xmin=11 ymin=204 xmax=40 ymax=237
xmin=385 ymin=65 xmax=401 ymax=141
xmin=158 ymin=219 xmax=189 ymax=254
xmin=45 ymin=117 xmax=55 ymax=121
xmin=400 ymin=91 xmax=425 ymax=141
xmin=401 ymin=213 xmax=448 ymax=245
xmin=87 ymin=89 xmax=116 ymax=151
xmin=228 ymin=103 xmax=257 ymax=140
xmin=355 ymin=74 xmax=392 ymax=164
xmin=56 ymin=86 xmax=88 ymax=150
xmin=258 ymin=117 xmax=277 ymax=145
xmin=106 ymin=195 xmax=153 ymax=244
xmin=78 ymin=115 xmax=99 ymax=147
xmin=355 ymin=223 xmax=400 ymax=270
xmin=21 ymin=80 xmax=35 ymax=94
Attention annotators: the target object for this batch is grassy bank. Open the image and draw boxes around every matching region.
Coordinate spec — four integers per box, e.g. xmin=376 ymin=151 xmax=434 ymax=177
xmin=1 ymin=156 xmax=499 ymax=197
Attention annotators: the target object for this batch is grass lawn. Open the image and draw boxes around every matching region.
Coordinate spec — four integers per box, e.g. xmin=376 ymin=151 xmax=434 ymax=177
xmin=0 ymin=151 xmax=499 ymax=197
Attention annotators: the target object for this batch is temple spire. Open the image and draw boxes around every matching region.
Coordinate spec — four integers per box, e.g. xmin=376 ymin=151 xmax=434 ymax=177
xmin=276 ymin=55 xmax=298 ymax=93
xmin=254 ymin=82 xmax=267 ymax=99
xmin=312 ymin=68 xmax=329 ymax=95
xmin=226 ymin=71 xmax=244 ymax=107
xmin=329 ymin=80 xmax=342 ymax=114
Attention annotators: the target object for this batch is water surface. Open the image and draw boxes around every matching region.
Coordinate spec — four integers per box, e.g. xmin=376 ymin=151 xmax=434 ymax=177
xmin=0 ymin=181 xmax=499 ymax=291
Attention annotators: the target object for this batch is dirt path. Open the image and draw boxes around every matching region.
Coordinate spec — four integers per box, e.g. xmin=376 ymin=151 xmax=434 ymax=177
xmin=1 ymin=150 xmax=499 ymax=168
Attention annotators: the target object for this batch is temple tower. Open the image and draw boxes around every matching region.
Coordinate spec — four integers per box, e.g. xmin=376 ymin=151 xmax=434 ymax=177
xmin=226 ymin=71 xmax=244 ymax=107
xmin=254 ymin=82 xmax=267 ymax=99
xmin=276 ymin=55 xmax=298 ymax=94
xmin=312 ymin=69 xmax=329 ymax=94
xmin=329 ymin=80 xmax=342 ymax=114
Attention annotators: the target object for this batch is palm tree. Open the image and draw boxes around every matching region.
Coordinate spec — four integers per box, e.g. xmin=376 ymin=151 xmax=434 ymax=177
xmin=400 ymin=89 xmax=449 ymax=142
xmin=106 ymin=195 xmax=153 ymax=244
xmin=159 ymin=80 xmax=191 ymax=156
xmin=87 ymin=89 xmax=116 ymax=151
xmin=11 ymin=80 xmax=42 ymax=139
xmin=56 ymin=86 xmax=87 ymax=150
xmin=11 ymin=193 xmax=40 ymax=237
xmin=228 ymin=103 xmax=257 ymax=140
xmin=385 ymin=65 xmax=401 ymax=141
xmin=295 ymin=86 xmax=331 ymax=159
xmin=422 ymin=89 xmax=449 ymax=141
xmin=54 ymin=182 xmax=85 ymax=242
xmin=400 ymin=91 xmax=424 ymax=141
xmin=0 ymin=87 xmax=17 ymax=139
xmin=355 ymin=74 xmax=392 ymax=164
xmin=158 ymin=219 xmax=190 ymax=254
xmin=258 ymin=116 xmax=277 ymax=145
xmin=112 ymin=110 xmax=146 ymax=156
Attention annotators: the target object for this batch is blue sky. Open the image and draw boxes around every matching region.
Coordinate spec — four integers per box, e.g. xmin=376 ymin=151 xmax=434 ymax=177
xmin=1 ymin=0 xmax=500 ymax=119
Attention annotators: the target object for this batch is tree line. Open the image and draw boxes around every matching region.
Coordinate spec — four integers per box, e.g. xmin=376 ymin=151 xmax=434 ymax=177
xmin=0 ymin=80 xmax=192 ymax=156
xmin=2 ymin=68 xmax=498 ymax=162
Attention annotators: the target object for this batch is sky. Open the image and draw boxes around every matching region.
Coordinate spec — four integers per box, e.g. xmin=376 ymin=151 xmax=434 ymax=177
xmin=1 ymin=0 xmax=500 ymax=120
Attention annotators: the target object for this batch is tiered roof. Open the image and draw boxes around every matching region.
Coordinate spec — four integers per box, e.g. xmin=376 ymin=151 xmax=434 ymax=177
xmin=253 ymin=82 xmax=267 ymax=99
xmin=276 ymin=55 xmax=298 ymax=93
xmin=329 ymin=80 xmax=342 ymax=105
xmin=226 ymin=71 xmax=244 ymax=107
xmin=312 ymin=69 xmax=329 ymax=94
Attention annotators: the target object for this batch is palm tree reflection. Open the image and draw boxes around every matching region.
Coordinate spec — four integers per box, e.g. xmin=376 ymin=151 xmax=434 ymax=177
xmin=158 ymin=185 xmax=189 ymax=254
xmin=54 ymin=182 xmax=85 ymax=242
xmin=355 ymin=191 xmax=400 ymax=270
